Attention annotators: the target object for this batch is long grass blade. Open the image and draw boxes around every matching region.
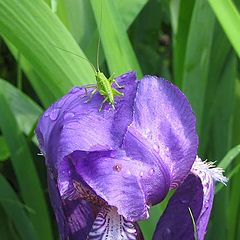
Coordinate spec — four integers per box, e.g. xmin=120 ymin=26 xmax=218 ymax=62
xmin=182 ymin=0 xmax=215 ymax=138
xmin=200 ymin=24 xmax=232 ymax=155
xmin=208 ymin=0 xmax=240 ymax=58
xmin=218 ymin=145 xmax=240 ymax=169
xmin=90 ymin=0 xmax=142 ymax=77
xmin=227 ymin=80 xmax=240 ymax=240
xmin=172 ymin=0 xmax=195 ymax=86
xmin=116 ymin=0 xmax=148 ymax=29
xmin=207 ymin=51 xmax=237 ymax=240
xmin=215 ymin=162 xmax=240 ymax=194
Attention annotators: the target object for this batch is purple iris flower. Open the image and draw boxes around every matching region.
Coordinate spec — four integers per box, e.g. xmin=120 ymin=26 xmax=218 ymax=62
xmin=36 ymin=71 xmax=227 ymax=240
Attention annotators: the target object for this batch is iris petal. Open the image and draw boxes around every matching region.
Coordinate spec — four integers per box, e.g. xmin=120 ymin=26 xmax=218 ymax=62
xmin=153 ymin=157 xmax=227 ymax=240
xmin=48 ymin=175 xmax=95 ymax=240
xmin=191 ymin=157 xmax=227 ymax=239
xmin=48 ymin=176 xmax=68 ymax=239
xmin=123 ymin=76 xmax=198 ymax=205
xmin=36 ymin=71 xmax=138 ymax=169
xmin=68 ymin=150 xmax=151 ymax=222
xmin=153 ymin=174 xmax=203 ymax=240
xmin=88 ymin=207 xmax=143 ymax=240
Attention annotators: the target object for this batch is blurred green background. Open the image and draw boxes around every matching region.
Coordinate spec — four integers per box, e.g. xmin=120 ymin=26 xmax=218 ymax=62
xmin=0 ymin=0 xmax=239 ymax=239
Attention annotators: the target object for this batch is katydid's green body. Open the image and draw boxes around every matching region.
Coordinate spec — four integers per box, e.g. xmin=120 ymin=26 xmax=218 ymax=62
xmin=84 ymin=70 xmax=124 ymax=111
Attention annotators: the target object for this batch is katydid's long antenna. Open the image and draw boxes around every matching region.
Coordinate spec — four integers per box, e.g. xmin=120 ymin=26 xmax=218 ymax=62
xmin=96 ymin=0 xmax=103 ymax=72
xmin=53 ymin=45 xmax=97 ymax=74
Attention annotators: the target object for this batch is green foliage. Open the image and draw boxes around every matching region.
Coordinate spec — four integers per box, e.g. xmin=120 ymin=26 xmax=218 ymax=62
xmin=0 ymin=174 xmax=38 ymax=240
xmin=208 ymin=0 xmax=240 ymax=58
xmin=0 ymin=93 xmax=52 ymax=239
xmin=90 ymin=0 xmax=142 ymax=76
xmin=0 ymin=0 xmax=239 ymax=239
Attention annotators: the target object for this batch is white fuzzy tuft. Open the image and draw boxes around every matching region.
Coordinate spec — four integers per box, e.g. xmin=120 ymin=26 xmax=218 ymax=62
xmin=192 ymin=156 xmax=228 ymax=185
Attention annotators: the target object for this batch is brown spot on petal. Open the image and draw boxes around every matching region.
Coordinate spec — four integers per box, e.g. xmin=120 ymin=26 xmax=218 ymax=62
xmin=113 ymin=164 xmax=122 ymax=172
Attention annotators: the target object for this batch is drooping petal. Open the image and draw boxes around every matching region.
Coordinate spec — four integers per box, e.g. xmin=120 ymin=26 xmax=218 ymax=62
xmin=153 ymin=157 xmax=227 ymax=240
xmin=56 ymin=165 xmax=145 ymax=240
xmin=48 ymin=174 xmax=95 ymax=240
xmin=123 ymin=76 xmax=198 ymax=204
xmin=35 ymin=71 xmax=138 ymax=170
xmin=88 ymin=207 xmax=144 ymax=240
xmin=153 ymin=174 xmax=203 ymax=240
xmin=65 ymin=150 xmax=155 ymax=222
xmin=191 ymin=157 xmax=228 ymax=239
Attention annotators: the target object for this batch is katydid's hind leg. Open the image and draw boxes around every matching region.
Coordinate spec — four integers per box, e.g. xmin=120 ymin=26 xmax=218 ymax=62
xmin=82 ymin=88 xmax=88 ymax=98
xmin=112 ymin=79 xmax=124 ymax=89
xmin=86 ymin=88 xmax=98 ymax=103
xmin=99 ymin=97 xmax=108 ymax=111
xmin=112 ymin=88 xmax=124 ymax=97
xmin=82 ymin=84 xmax=97 ymax=98
xmin=109 ymin=74 xmax=124 ymax=89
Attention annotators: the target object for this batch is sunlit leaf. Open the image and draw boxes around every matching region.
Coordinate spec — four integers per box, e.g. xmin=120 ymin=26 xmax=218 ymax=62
xmin=0 ymin=0 xmax=94 ymax=102
xmin=90 ymin=0 xmax=142 ymax=76
xmin=208 ymin=0 xmax=240 ymax=58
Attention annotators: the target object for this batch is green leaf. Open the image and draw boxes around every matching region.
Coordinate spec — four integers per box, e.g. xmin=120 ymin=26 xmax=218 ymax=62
xmin=57 ymin=0 xmax=96 ymax=46
xmin=0 ymin=206 xmax=19 ymax=240
xmin=215 ymin=161 xmax=240 ymax=194
xmin=218 ymin=144 xmax=240 ymax=169
xmin=208 ymin=0 xmax=240 ymax=58
xmin=206 ymin=52 xmax=237 ymax=240
xmin=211 ymin=52 xmax=236 ymax=160
xmin=90 ymin=0 xmax=142 ymax=77
xmin=0 ymin=0 xmax=94 ymax=101
xmin=55 ymin=0 xmax=146 ymax=77
xmin=169 ymin=0 xmax=181 ymax=35
xmin=0 ymin=94 xmax=52 ymax=240
xmin=182 ymin=0 xmax=215 ymax=137
xmin=215 ymin=144 xmax=240 ymax=194
xmin=51 ymin=0 xmax=58 ymax=13
xmin=54 ymin=0 xmax=99 ymax=65
xmin=172 ymin=0 xmax=195 ymax=86
xmin=129 ymin=0 xmax=171 ymax=79
xmin=228 ymin=78 xmax=240 ymax=240
xmin=200 ymin=24 xmax=232 ymax=155
xmin=116 ymin=0 xmax=148 ymax=29
xmin=0 ymin=174 xmax=38 ymax=240
xmin=0 ymin=79 xmax=42 ymax=138
xmin=5 ymin=40 xmax=57 ymax=107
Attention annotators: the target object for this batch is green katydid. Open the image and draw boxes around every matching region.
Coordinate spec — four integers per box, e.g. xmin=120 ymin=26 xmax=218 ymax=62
xmin=82 ymin=64 xmax=125 ymax=111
